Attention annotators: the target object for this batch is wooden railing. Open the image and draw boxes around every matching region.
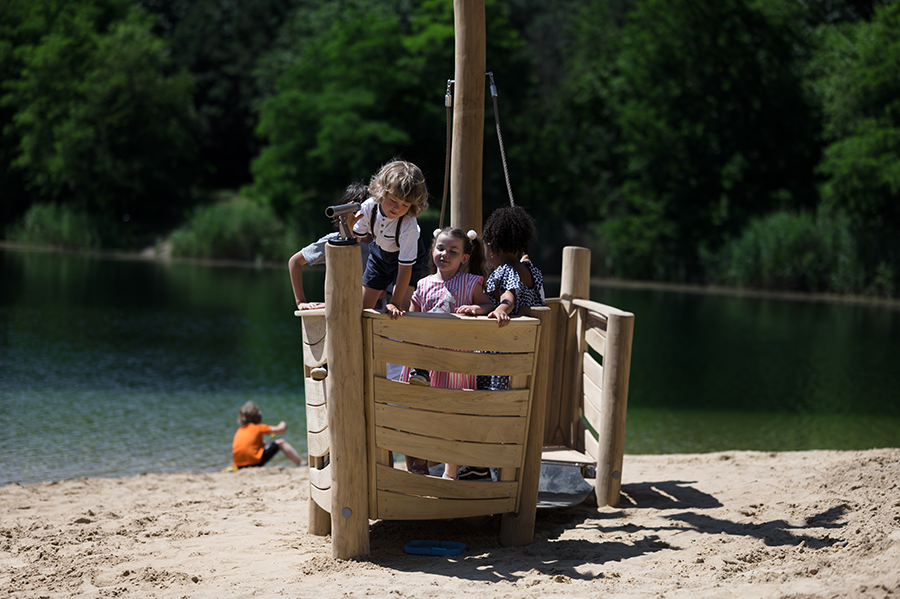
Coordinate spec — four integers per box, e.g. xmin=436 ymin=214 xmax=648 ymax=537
xmin=363 ymin=309 xmax=550 ymax=543
xmin=297 ymin=245 xmax=633 ymax=559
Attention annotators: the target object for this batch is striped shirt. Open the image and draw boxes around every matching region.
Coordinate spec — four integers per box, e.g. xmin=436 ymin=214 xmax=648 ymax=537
xmin=401 ymin=272 xmax=483 ymax=390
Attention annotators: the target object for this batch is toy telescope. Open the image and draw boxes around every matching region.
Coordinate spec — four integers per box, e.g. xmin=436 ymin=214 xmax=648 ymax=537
xmin=324 ymin=202 xmax=361 ymax=245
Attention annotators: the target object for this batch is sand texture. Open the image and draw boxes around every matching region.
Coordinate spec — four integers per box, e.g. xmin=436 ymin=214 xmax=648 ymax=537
xmin=2 ymin=448 xmax=899 ymax=598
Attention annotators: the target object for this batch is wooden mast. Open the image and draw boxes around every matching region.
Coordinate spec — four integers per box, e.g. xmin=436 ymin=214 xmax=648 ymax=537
xmin=450 ymin=0 xmax=486 ymax=235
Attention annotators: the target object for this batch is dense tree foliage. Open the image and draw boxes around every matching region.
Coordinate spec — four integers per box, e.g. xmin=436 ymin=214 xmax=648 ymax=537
xmin=1 ymin=0 xmax=198 ymax=241
xmin=548 ymin=0 xmax=821 ymax=280
xmin=2 ymin=0 xmax=898 ymax=294
xmin=813 ymin=1 xmax=900 ymax=231
xmin=245 ymin=0 xmax=526 ymax=236
xmin=136 ymin=0 xmax=297 ymax=189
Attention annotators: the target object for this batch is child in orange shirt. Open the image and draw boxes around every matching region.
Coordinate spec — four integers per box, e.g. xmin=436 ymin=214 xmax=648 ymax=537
xmin=232 ymin=401 xmax=305 ymax=468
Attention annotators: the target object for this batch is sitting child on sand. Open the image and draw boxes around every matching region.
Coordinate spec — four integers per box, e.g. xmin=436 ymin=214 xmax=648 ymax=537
xmin=232 ymin=401 xmax=306 ymax=468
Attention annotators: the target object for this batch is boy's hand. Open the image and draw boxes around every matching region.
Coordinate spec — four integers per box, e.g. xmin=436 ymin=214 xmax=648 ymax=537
xmin=297 ymin=302 xmax=325 ymax=311
xmin=346 ymin=210 xmax=364 ymax=232
xmin=386 ymin=303 xmax=404 ymax=319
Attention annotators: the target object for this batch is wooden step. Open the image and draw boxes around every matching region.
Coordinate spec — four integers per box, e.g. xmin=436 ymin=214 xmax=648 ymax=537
xmin=541 ymin=445 xmax=594 ymax=465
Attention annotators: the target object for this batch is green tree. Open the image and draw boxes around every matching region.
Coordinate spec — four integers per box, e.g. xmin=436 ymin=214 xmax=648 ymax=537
xmin=507 ymin=0 xmax=631 ymax=268
xmin=2 ymin=1 xmax=199 ymax=240
xmin=810 ymin=0 xmax=900 ymax=293
xmin=2 ymin=0 xmax=134 ymax=232
xmin=813 ymin=1 xmax=900 ymax=232
xmin=0 ymin=0 xmax=39 ymax=229
xmin=248 ymin=1 xmax=414 ymax=227
xmin=247 ymin=0 xmax=525 ymax=237
xmin=136 ymin=0 xmax=297 ymax=189
xmin=594 ymin=0 xmax=821 ymax=281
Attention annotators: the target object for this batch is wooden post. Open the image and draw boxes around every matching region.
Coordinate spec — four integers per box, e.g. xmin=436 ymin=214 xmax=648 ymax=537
xmin=500 ymin=307 xmax=552 ymax=546
xmin=557 ymin=247 xmax=591 ymax=448
xmin=324 ymin=242 xmax=369 ymax=559
xmin=560 ymin=246 xmax=591 ymax=301
xmin=541 ymin=300 xmax=564 ymax=445
xmin=450 ymin=0 xmax=485 ymax=234
xmin=595 ymin=312 xmax=634 ymax=507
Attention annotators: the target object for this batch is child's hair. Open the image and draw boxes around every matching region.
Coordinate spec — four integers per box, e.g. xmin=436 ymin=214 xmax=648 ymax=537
xmin=238 ymin=401 xmax=262 ymax=426
xmin=330 ymin=181 xmax=370 ymax=231
xmin=482 ymin=206 xmax=536 ymax=255
xmin=431 ymin=227 xmax=487 ymax=279
xmin=368 ymin=159 xmax=429 ymax=217
xmin=341 ymin=180 xmax=369 ymax=204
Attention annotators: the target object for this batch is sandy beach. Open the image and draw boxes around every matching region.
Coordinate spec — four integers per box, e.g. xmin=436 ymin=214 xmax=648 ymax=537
xmin=2 ymin=448 xmax=898 ymax=598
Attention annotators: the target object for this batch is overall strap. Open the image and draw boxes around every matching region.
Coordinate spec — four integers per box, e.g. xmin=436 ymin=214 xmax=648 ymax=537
xmin=370 ymin=206 xmax=406 ymax=243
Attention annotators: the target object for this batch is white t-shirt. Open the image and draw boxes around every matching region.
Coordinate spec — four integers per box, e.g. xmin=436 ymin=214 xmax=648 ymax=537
xmin=352 ymin=198 xmax=420 ymax=266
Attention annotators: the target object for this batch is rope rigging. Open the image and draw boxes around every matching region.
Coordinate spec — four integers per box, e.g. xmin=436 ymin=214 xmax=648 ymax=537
xmin=437 ymin=72 xmax=515 ymax=231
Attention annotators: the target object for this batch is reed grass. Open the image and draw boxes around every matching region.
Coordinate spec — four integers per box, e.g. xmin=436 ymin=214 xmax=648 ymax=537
xmin=168 ymin=194 xmax=299 ymax=262
xmin=5 ymin=203 xmax=101 ymax=250
xmin=708 ymin=210 xmax=864 ymax=294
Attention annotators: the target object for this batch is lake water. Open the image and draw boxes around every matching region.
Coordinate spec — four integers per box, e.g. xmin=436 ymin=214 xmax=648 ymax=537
xmin=1 ymin=247 xmax=898 ymax=486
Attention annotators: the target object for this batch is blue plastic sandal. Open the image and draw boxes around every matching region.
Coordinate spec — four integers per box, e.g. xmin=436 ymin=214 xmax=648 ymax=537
xmin=404 ymin=540 xmax=465 ymax=556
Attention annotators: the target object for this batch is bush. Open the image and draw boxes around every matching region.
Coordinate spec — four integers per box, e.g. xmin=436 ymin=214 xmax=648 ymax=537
xmin=708 ymin=210 xmax=862 ymax=294
xmin=5 ymin=203 xmax=101 ymax=250
xmin=168 ymin=195 xmax=297 ymax=263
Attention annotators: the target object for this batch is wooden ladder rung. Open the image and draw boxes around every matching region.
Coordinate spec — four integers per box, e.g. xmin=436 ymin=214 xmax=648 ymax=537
xmin=541 ymin=445 xmax=594 ymax=465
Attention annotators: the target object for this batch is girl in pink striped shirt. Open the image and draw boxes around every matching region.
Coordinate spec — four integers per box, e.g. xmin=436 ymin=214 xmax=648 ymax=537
xmin=401 ymin=227 xmax=494 ymax=478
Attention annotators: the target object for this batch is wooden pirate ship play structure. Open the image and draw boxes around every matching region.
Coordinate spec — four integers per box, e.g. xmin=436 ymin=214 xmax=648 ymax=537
xmin=296 ymin=1 xmax=634 ymax=560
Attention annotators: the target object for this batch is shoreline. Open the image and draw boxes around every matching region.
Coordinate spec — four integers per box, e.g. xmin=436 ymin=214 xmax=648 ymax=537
xmin=3 ymin=448 xmax=898 ymax=598
xmin=3 ymin=240 xmax=898 ymax=310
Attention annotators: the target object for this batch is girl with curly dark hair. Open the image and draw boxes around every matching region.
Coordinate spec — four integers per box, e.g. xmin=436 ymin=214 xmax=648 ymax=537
xmin=481 ymin=206 xmax=545 ymax=328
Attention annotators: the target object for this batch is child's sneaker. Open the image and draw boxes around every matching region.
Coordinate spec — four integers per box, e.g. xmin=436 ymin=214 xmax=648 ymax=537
xmin=310 ymin=364 xmax=328 ymax=381
xmin=456 ymin=466 xmax=491 ymax=481
xmin=408 ymin=369 xmax=430 ymax=386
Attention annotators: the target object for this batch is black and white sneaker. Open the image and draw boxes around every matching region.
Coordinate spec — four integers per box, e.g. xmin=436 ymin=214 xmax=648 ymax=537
xmin=456 ymin=466 xmax=491 ymax=481
xmin=408 ymin=368 xmax=430 ymax=386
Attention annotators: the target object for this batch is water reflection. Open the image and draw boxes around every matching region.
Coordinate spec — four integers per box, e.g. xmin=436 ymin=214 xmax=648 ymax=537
xmin=587 ymin=287 xmax=900 ymax=415
xmin=584 ymin=287 xmax=900 ymax=454
xmin=1 ymin=249 xmax=306 ymax=485
xmin=1 ymin=248 xmax=898 ymax=485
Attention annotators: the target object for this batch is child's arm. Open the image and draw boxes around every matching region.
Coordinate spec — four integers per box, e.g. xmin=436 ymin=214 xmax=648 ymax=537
xmin=456 ymin=285 xmax=495 ymax=316
xmin=269 ymin=421 xmax=288 ymax=435
xmin=348 ymin=201 xmax=369 ymax=241
xmin=288 ymin=251 xmax=307 ymax=307
xmin=409 ymin=294 xmax=423 ymax=313
xmin=487 ymin=289 xmax=516 ymax=327
xmin=386 ymin=264 xmax=413 ymax=318
xmin=288 ymin=252 xmax=324 ymax=310
xmin=347 ymin=210 xmax=364 ymax=233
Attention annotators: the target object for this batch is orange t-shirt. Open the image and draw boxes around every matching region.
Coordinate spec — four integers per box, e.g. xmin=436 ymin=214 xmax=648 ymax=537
xmin=232 ymin=423 xmax=272 ymax=467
